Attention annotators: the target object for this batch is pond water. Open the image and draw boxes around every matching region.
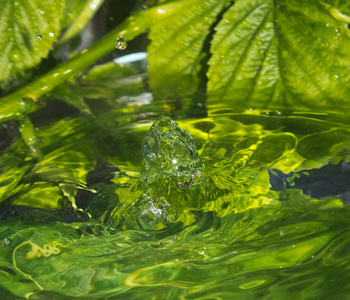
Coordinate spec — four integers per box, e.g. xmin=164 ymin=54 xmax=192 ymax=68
xmin=0 ymin=62 xmax=350 ymax=299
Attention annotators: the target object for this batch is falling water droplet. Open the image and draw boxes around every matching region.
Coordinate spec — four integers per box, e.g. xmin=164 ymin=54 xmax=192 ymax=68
xmin=115 ymin=36 xmax=127 ymax=50
xmin=3 ymin=238 xmax=12 ymax=247
xmin=37 ymin=34 xmax=42 ymax=40
xmin=334 ymin=75 xmax=339 ymax=79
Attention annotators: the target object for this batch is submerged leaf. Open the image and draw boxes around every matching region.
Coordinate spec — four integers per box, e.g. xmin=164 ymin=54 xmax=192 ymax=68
xmin=207 ymin=0 xmax=350 ymax=113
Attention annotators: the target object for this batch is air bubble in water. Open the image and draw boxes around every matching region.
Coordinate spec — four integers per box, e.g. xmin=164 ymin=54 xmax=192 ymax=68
xmin=3 ymin=238 xmax=12 ymax=247
xmin=37 ymin=35 xmax=42 ymax=40
xmin=115 ymin=36 xmax=127 ymax=50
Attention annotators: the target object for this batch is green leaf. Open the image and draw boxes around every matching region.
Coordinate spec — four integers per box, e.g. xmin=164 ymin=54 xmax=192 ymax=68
xmin=60 ymin=0 xmax=105 ymax=43
xmin=320 ymin=0 xmax=350 ymax=23
xmin=12 ymin=182 xmax=65 ymax=209
xmin=0 ymin=0 xmax=65 ymax=87
xmin=207 ymin=0 xmax=350 ymax=113
xmin=147 ymin=0 xmax=228 ymax=99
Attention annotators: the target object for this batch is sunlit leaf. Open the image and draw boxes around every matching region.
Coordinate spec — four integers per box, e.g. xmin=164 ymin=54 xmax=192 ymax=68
xmin=147 ymin=0 xmax=228 ymax=99
xmin=0 ymin=0 xmax=65 ymax=87
xmin=207 ymin=0 xmax=350 ymax=113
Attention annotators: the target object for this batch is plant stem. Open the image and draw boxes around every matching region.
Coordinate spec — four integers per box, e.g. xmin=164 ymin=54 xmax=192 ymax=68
xmin=0 ymin=0 xmax=193 ymax=123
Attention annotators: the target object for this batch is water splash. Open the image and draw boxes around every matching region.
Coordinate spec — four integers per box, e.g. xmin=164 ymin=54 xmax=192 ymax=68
xmin=140 ymin=116 xmax=204 ymax=187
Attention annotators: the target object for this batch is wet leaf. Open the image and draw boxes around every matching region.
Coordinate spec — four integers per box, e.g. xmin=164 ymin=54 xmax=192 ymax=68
xmin=147 ymin=0 xmax=229 ymax=99
xmin=207 ymin=0 xmax=350 ymax=113
xmin=0 ymin=0 xmax=65 ymax=87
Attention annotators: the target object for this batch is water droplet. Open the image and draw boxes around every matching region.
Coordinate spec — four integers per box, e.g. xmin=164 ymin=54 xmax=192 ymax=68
xmin=9 ymin=47 xmax=21 ymax=62
xmin=49 ymin=32 xmax=54 ymax=37
xmin=39 ymin=10 xmax=44 ymax=14
xmin=335 ymin=75 xmax=339 ymax=79
xmin=3 ymin=238 xmax=12 ymax=247
xmin=37 ymin=34 xmax=42 ymax=40
xmin=326 ymin=23 xmax=330 ymax=27
xmin=115 ymin=36 xmax=127 ymax=50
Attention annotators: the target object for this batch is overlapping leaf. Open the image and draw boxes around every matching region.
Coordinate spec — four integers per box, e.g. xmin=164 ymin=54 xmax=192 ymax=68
xmin=207 ymin=0 xmax=350 ymax=113
xmin=146 ymin=0 xmax=350 ymax=113
xmin=0 ymin=0 xmax=65 ymax=87
xmin=147 ymin=0 xmax=229 ymax=99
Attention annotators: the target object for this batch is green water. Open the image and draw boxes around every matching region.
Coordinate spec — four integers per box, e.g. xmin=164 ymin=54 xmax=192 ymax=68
xmin=1 ymin=96 xmax=350 ymax=299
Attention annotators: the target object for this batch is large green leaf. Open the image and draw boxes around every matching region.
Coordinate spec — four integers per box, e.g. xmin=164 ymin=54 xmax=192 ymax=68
xmin=0 ymin=0 xmax=65 ymax=88
xmin=147 ymin=0 xmax=229 ymax=99
xmin=207 ymin=0 xmax=350 ymax=113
